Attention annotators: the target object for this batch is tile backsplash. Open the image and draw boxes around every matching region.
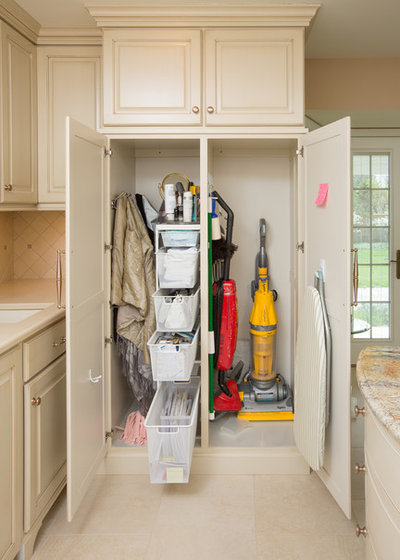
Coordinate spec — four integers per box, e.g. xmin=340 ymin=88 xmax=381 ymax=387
xmin=0 ymin=211 xmax=65 ymax=281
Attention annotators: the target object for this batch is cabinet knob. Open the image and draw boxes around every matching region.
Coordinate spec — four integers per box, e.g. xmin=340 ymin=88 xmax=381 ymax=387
xmin=192 ymin=106 xmax=200 ymax=114
xmin=4 ymin=184 xmax=12 ymax=191
xmin=355 ymin=463 xmax=366 ymax=474
xmin=355 ymin=524 xmax=367 ymax=537
xmin=207 ymin=106 xmax=215 ymax=114
xmin=354 ymin=405 xmax=366 ymax=417
xmin=52 ymin=336 xmax=66 ymax=347
xmin=31 ymin=397 xmax=41 ymax=406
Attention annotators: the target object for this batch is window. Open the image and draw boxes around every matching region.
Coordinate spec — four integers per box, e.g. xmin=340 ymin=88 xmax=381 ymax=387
xmin=352 ymin=153 xmax=390 ymax=339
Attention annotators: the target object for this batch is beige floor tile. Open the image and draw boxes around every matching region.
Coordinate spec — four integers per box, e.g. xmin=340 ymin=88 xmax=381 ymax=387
xmin=256 ymin=534 xmax=365 ymax=560
xmin=254 ymin=473 xmax=355 ymax=537
xmin=47 ymin=475 xmax=163 ymax=536
xmin=31 ymin=534 xmax=150 ymax=560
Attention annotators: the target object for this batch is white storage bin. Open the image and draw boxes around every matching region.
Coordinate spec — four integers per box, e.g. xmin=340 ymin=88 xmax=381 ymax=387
xmin=145 ymin=378 xmax=200 ymax=484
xmin=153 ymin=287 xmax=200 ymax=332
xmin=160 ymin=229 xmax=199 ymax=247
xmin=156 ymin=248 xmax=199 ymax=289
xmin=147 ymin=325 xmax=199 ymax=382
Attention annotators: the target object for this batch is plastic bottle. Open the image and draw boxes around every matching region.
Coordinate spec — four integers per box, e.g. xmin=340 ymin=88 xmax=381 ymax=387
xmin=190 ymin=184 xmax=197 ymax=221
xmin=177 ymin=193 xmax=183 ymax=221
xmin=164 ymin=183 xmax=176 ymax=220
xmin=183 ymin=191 xmax=193 ymax=222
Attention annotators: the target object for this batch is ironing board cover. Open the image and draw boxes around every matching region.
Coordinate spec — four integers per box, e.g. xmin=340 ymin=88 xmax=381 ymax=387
xmin=293 ymin=286 xmax=326 ymax=471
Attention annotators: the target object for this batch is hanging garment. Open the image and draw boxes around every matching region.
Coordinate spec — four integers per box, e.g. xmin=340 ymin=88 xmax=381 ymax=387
xmin=111 ymin=193 xmax=156 ymax=363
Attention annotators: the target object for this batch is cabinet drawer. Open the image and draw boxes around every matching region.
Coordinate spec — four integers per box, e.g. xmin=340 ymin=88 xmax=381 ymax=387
xmin=23 ymin=319 xmax=66 ymax=382
xmin=365 ymin=465 xmax=400 ymax=560
xmin=365 ymin=406 xmax=400 ymax=512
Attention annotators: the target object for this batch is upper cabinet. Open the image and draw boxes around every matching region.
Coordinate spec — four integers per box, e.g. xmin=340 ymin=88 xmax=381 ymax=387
xmin=103 ymin=28 xmax=201 ymax=126
xmin=0 ymin=21 xmax=37 ymax=204
xmin=88 ymin=3 xmax=318 ymax=129
xmin=37 ymin=46 xmax=101 ymax=204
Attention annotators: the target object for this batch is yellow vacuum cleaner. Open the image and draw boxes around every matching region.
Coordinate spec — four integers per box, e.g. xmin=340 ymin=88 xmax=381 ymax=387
xmin=237 ymin=218 xmax=293 ymax=421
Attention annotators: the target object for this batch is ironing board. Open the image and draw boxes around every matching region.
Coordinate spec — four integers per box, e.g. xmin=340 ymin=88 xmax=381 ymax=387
xmin=293 ymin=284 xmax=327 ymax=471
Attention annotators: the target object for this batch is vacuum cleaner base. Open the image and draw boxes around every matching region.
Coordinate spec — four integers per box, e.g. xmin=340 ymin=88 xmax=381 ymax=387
xmin=237 ymin=377 xmax=294 ymax=421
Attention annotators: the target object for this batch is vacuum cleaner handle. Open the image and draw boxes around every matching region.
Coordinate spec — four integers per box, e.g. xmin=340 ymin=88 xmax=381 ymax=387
xmin=212 ymin=191 xmax=234 ymax=280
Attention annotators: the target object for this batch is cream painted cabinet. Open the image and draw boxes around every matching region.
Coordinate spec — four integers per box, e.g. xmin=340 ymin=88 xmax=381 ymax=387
xmin=204 ymin=28 xmax=304 ymax=126
xmin=0 ymin=21 xmax=37 ymax=204
xmin=37 ymin=46 xmax=101 ymax=204
xmin=0 ymin=346 xmax=23 ymax=560
xmin=103 ymin=28 xmax=201 ymax=126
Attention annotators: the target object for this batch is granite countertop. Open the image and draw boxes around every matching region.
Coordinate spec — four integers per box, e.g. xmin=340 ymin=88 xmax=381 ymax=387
xmin=0 ymin=279 xmax=65 ymax=355
xmin=356 ymin=346 xmax=400 ymax=442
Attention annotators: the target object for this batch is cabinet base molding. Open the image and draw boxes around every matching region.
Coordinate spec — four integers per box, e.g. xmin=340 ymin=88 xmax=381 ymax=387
xmin=98 ymin=446 xmax=309 ymax=476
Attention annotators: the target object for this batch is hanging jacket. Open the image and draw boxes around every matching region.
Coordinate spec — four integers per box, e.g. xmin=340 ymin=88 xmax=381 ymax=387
xmin=111 ymin=193 xmax=156 ymax=363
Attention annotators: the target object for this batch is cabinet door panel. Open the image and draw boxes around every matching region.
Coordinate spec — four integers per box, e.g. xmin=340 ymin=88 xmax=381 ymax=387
xmin=37 ymin=47 xmax=101 ymax=203
xmin=205 ymin=29 xmax=304 ymax=126
xmin=0 ymin=22 xmax=37 ymax=204
xmin=297 ymin=117 xmax=352 ymax=518
xmin=103 ymin=29 xmax=201 ymax=125
xmin=0 ymin=347 xmax=22 ymax=560
xmin=24 ymin=355 xmax=66 ymax=531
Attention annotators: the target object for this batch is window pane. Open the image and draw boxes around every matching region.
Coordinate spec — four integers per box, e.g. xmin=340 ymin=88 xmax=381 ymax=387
xmin=371 ymin=303 xmax=390 ymax=338
xmin=352 ymin=303 xmax=371 ymax=339
xmin=353 ymin=190 xmax=370 ymax=225
xmin=372 ymin=266 xmax=389 ymax=302
xmin=371 ymin=190 xmax=389 ymax=226
xmin=372 ymin=228 xmax=389 ymax=264
xmin=353 ymin=228 xmax=370 ymax=264
xmin=353 ymin=155 xmax=370 ymax=188
xmin=371 ymin=155 xmax=389 ymax=188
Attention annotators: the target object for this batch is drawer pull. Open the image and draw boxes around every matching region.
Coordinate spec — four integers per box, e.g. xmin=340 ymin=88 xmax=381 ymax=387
xmin=4 ymin=184 xmax=13 ymax=191
xmin=354 ymin=405 xmax=366 ymax=417
xmin=31 ymin=397 xmax=41 ymax=406
xmin=355 ymin=524 xmax=367 ymax=537
xmin=52 ymin=336 xmax=66 ymax=348
xmin=355 ymin=463 xmax=366 ymax=474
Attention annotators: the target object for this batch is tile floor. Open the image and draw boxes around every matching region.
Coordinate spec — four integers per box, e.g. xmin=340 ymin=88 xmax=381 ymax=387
xmin=31 ymin=473 xmax=364 ymax=560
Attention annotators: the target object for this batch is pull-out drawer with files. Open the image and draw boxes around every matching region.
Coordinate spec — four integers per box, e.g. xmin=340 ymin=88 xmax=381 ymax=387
xmin=22 ymin=319 xmax=66 ymax=382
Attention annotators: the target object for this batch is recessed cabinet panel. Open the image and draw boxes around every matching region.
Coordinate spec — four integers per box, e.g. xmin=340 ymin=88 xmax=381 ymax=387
xmin=0 ymin=22 xmax=37 ymax=204
xmin=205 ymin=29 xmax=304 ymax=126
xmin=103 ymin=29 xmax=201 ymax=125
xmin=37 ymin=47 xmax=101 ymax=204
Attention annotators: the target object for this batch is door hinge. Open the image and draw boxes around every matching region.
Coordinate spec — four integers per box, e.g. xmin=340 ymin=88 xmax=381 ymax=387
xmin=296 ymin=241 xmax=305 ymax=253
xmin=105 ymin=430 xmax=113 ymax=441
xmin=296 ymin=146 xmax=304 ymax=157
xmin=104 ymin=148 xmax=112 ymax=157
xmin=105 ymin=336 xmax=113 ymax=345
xmin=104 ymin=243 xmax=113 ymax=251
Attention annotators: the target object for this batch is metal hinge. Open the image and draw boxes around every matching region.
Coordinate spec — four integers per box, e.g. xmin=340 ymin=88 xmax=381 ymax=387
xmin=105 ymin=430 xmax=113 ymax=441
xmin=105 ymin=336 xmax=113 ymax=345
xmin=296 ymin=241 xmax=305 ymax=253
xmin=104 ymin=243 xmax=113 ymax=251
xmin=104 ymin=148 xmax=112 ymax=157
xmin=296 ymin=147 xmax=304 ymax=157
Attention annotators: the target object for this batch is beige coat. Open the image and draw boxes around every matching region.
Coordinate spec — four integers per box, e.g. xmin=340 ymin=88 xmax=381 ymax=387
xmin=111 ymin=193 xmax=156 ymax=363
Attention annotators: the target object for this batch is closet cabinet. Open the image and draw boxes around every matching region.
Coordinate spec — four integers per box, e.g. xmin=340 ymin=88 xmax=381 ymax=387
xmin=37 ymin=46 xmax=101 ymax=205
xmin=102 ymin=27 xmax=304 ymax=127
xmin=0 ymin=21 xmax=37 ymax=204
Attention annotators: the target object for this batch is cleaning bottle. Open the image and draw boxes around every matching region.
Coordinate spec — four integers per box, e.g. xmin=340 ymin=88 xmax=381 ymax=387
xmin=183 ymin=191 xmax=193 ymax=222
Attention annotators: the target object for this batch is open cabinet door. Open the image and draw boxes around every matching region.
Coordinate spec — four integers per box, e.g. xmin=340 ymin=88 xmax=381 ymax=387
xmin=297 ymin=117 xmax=352 ymax=518
xmin=65 ymin=118 xmax=109 ymax=521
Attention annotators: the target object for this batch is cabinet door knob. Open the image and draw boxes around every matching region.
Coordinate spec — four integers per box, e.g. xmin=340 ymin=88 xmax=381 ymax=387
xmin=52 ymin=336 xmax=66 ymax=347
xmin=355 ymin=463 xmax=366 ymax=474
xmin=355 ymin=524 xmax=367 ymax=537
xmin=31 ymin=397 xmax=42 ymax=406
xmin=192 ymin=106 xmax=200 ymax=114
xmin=207 ymin=106 xmax=215 ymax=114
xmin=4 ymin=184 xmax=12 ymax=191
xmin=354 ymin=405 xmax=366 ymax=417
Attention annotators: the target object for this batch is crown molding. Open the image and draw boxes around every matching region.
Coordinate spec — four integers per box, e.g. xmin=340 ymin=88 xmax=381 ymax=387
xmin=37 ymin=27 xmax=102 ymax=46
xmin=0 ymin=0 xmax=40 ymax=42
xmin=85 ymin=2 xmax=320 ymax=28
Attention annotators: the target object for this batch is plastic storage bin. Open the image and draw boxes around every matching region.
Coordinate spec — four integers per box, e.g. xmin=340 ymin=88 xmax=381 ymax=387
xmin=147 ymin=325 xmax=199 ymax=381
xmin=160 ymin=229 xmax=199 ymax=248
xmin=153 ymin=287 xmax=200 ymax=332
xmin=145 ymin=378 xmax=200 ymax=484
xmin=156 ymin=248 xmax=199 ymax=289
